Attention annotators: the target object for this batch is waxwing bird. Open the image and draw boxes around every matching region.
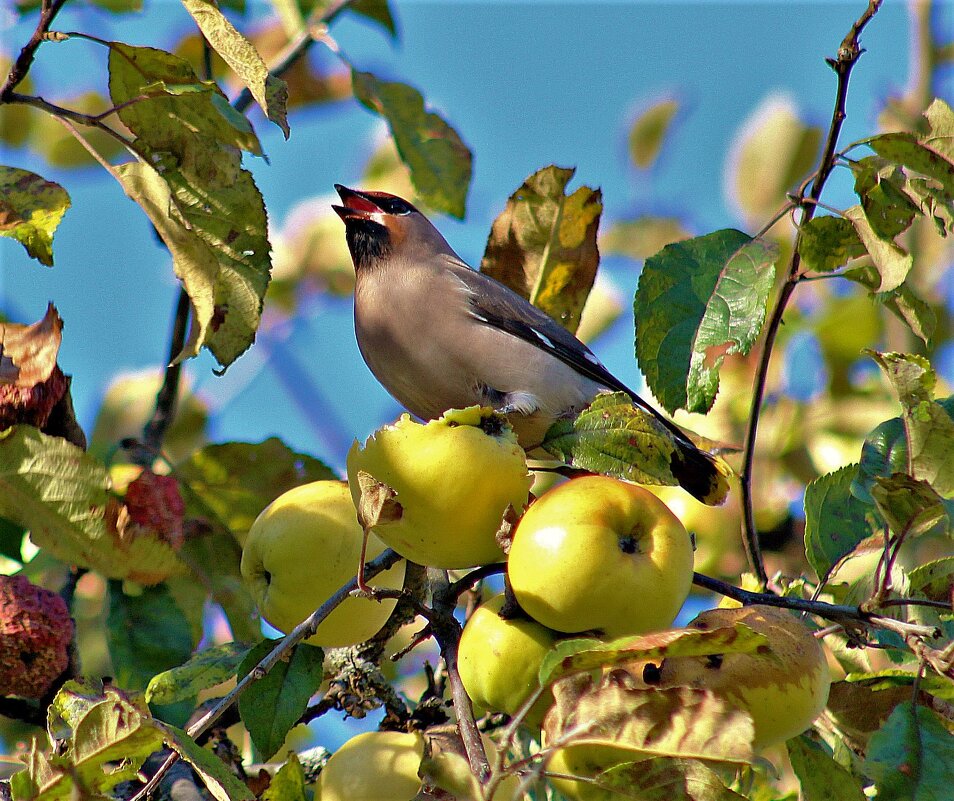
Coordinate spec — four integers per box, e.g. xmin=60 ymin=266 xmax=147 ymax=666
xmin=332 ymin=184 xmax=728 ymax=504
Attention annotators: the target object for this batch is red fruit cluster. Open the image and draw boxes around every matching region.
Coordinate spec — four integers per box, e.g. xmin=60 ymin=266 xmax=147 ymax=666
xmin=124 ymin=470 xmax=186 ymax=550
xmin=0 ymin=575 xmax=73 ymax=699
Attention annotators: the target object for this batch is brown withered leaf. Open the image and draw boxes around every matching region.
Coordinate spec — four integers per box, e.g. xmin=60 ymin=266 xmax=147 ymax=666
xmin=480 ymin=165 xmax=602 ymax=335
xmin=355 ymin=469 xmax=403 ymax=530
xmin=0 ymin=303 xmax=62 ymax=386
xmin=544 ymin=669 xmax=754 ymax=764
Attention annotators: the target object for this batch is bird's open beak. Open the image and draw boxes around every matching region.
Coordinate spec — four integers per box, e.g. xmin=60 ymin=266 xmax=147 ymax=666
xmin=332 ymin=185 xmax=384 ymax=221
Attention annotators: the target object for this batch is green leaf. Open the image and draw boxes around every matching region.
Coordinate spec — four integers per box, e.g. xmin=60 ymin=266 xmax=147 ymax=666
xmin=867 ymin=131 xmax=954 ymax=197
xmin=878 ymin=283 xmax=937 ymax=346
xmin=161 ymin=724 xmax=255 ymax=801
xmin=346 ymin=0 xmax=398 ymax=38
xmin=0 ymin=515 xmax=26 ymax=562
xmin=108 ymin=42 xmax=261 ymax=156
xmin=870 ymin=474 xmax=949 ymax=539
xmin=600 ymin=216 xmax=690 ymax=261
xmin=628 ymin=97 xmax=679 ymax=169
xmin=261 ymin=752 xmax=307 ymax=801
xmin=867 ymin=354 xmax=954 ymax=497
xmin=0 ymin=166 xmax=71 ymax=266
xmin=146 ymin=642 xmax=252 ymax=706
xmin=634 ymin=229 xmax=778 ymax=414
xmin=851 ymin=157 xmax=920 ymax=240
xmin=787 ymin=734 xmax=866 ymax=801
xmin=845 ymin=670 xmax=954 ymax=702
xmin=908 ymin=557 xmax=954 ymax=602
xmin=351 ymin=69 xmax=471 ymax=218
xmin=17 ymin=684 xmax=164 ymax=801
xmin=541 ymin=392 xmax=684 ymax=489
xmin=798 ymin=215 xmax=866 ymax=273
xmin=176 ymin=438 xmax=335 ymax=542
xmin=107 ymin=581 xmax=195 ymax=693
xmin=479 ymin=165 xmax=602 ymax=334
xmin=864 ymin=701 xmax=954 ymax=800
xmin=843 ymin=205 xmax=912 ymax=293
xmin=114 ymin=160 xmax=271 ymax=368
xmin=109 ymin=41 xmax=272 ymax=368
xmin=539 ymin=623 xmax=768 ymax=686
xmin=0 ymin=426 xmax=183 ymax=582
xmin=90 ymin=0 xmax=144 ymax=12
xmin=238 ymin=639 xmax=325 ymax=761
xmin=804 ymin=465 xmax=875 ymax=581
xmin=181 ymin=0 xmax=290 ymax=138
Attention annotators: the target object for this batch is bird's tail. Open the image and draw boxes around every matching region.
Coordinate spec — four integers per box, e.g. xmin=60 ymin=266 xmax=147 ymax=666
xmin=623 ymin=391 xmax=732 ymax=506
xmin=669 ymin=439 xmax=732 ymax=506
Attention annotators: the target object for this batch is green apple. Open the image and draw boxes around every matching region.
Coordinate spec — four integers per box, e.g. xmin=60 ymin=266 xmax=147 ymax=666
xmin=508 ymin=476 xmax=693 ymax=637
xmin=458 ymin=594 xmax=557 ymax=726
xmin=649 ymin=604 xmax=831 ymax=750
xmin=316 ymin=730 xmax=424 ymax=801
xmin=347 ymin=407 xmax=532 ymax=569
xmin=241 ymin=481 xmax=406 ymax=647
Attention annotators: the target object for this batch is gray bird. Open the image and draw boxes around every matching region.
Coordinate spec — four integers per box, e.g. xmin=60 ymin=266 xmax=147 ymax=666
xmin=333 ymin=185 xmax=728 ymax=504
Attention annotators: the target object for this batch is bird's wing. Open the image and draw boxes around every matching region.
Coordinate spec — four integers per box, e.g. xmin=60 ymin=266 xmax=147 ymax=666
xmin=444 ymin=256 xmax=699 ymax=447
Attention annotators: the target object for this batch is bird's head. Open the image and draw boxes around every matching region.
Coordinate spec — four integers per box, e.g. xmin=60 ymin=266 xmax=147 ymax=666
xmin=332 ymin=185 xmax=455 ymax=270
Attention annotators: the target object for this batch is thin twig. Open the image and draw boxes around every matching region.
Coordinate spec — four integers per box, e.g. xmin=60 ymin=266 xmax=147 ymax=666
xmin=738 ymin=0 xmax=884 ymax=587
xmin=0 ymin=0 xmax=69 ymax=100
xmin=129 ymin=550 xmax=404 ymax=801
xmin=6 ymin=92 xmax=137 ymax=153
xmin=142 ymin=289 xmax=191 ymax=455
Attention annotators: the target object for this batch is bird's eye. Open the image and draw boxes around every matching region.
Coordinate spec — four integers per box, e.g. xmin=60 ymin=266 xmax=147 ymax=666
xmin=377 ymin=196 xmax=414 ymax=215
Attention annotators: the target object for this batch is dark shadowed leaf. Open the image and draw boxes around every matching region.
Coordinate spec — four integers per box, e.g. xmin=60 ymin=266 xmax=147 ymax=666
xmin=106 ymin=581 xmax=195 ymax=693
xmin=480 ymin=165 xmax=602 ymax=334
xmin=0 ymin=166 xmax=70 ymax=266
xmin=146 ymin=642 xmax=252 ymax=706
xmin=176 ymin=438 xmax=336 ymax=543
xmin=787 ymin=734 xmax=866 ymax=801
xmin=352 ymin=70 xmax=471 ymax=218
xmin=863 ymin=701 xmax=954 ymax=801
xmin=804 ymin=465 xmax=875 ymax=581
xmin=346 ymin=0 xmax=398 ymax=38
xmin=181 ymin=0 xmax=289 ymax=137
xmin=628 ymin=97 xmax=679 ymax=169
xmin=634 ymin=229 xmax=778 ymax=414
xmin=238 ymin=639 xmax=325 ymax=760
xmin=798 ymin=215 xmax=866 ymax=273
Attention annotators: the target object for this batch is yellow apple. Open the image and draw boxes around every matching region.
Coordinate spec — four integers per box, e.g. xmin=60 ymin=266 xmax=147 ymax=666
xmin=546 ymin=744 xmax=640 ymax=801
xmin=649 ymin=604 xmax=831 ymax=750
xmin=507 ymin=476 xmax=694 ymax=637
xmin=316 ymin=730 xmax=424 ymax=801
xmin=347 ymin=407 xmax=532 ymax=569
xmin=458 ymin=594 xmax=558 ymax=726
xmin=241 ymin=481 xmax=406 ymax=647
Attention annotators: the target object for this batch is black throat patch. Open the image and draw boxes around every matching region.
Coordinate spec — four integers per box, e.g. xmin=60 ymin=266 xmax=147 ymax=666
xmin=345 ymin=219 xmax=392 ymax=269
